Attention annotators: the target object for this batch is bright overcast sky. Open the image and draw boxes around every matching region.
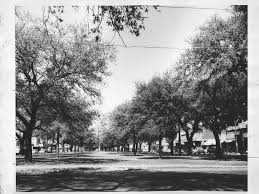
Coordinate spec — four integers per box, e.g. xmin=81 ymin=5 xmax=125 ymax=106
xmin=99 ymin=6 xmax=231 ymax=114
xmin=20 ymin=5 xmax=232 ymax=115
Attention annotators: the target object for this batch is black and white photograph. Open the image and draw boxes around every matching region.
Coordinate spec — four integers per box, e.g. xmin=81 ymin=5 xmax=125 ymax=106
xmin=1 ymin=0 xmax=258 ymax=193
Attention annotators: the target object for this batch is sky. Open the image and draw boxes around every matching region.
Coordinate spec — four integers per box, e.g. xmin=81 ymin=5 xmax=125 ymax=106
xmin=97 ymin=6 xmax=231 ymax=114
xmin=20 ymin=5 xmax=232 ymax=115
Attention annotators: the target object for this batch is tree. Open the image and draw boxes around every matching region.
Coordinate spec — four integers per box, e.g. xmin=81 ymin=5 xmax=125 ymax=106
xmin=47 ymin=121 xmax=67 ymax=157
xmin=175 ymin=5 xmax=247 ymax=158
xmin=169 ymin=70 xmax=205 ymax=155
xmin=138 ymin=120 xmax=159 ymax=152
xmin=109 ymin=102 xmax=136 ymax=154
xmin=127 ymin=100 xmax=149 ymax=155
xmin=83 ymin=129 xmax=98 ymax=151
xmin=48 ymin=5 xmax=158 ymax=39
xmin=16 ymin=117 xmax=27 ymax=155
xmin=102 ymin=129 xmax=119 ymax=151
xmin=179 ymin=107 xmax=203 ymax=155
xmin=16 ymin=10 xmax=115 ymax=162
xmin=60 ymin=100 xmax=98 ymax=153
xmin=134 ymin=76 xmax=181 ymax=158
xmin=104 ymin=100 xmax=147 ymax=155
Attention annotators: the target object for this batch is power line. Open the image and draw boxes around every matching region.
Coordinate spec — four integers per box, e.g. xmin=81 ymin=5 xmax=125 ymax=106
xmin=101 ymin=43 xmax=230 ymax=51
xmin=158 ymin=6 xmax=231 ymax=11
xmin=110 ymin=44 xmax=186 ymax=51
xmin=100 ymin=5 xmax=231 ymax=51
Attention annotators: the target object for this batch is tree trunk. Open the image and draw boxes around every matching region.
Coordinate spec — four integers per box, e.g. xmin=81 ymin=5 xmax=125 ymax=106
xmin=148 ymin=142 xmax=151 ymax=152
xmin=133 ymin=132 xmax=137 ymax=156
xmin=56 ymin=129 xmax=60 ymax=158
xmin=169 ymin=130 xmax=176 ymax=156
xmin=62 ymin=141 xmax=65 ymax=152
xmin=178 ymin=126 xmax=181 ymax=155
xmin=134 ymin=143 xmax=137 ymax=156
xmin=139 ymin=142 xmax=142 ymax=153
xmin=79 ymin=140 xmax=83 ymax=152
xmin=24 ymin=129 xmax=33 ymax=162
xmin=20 ymin=138 xmax=25 ymax=155
xmin=187 ymin=138 xmax=193 ymax=155
xmin=212 ymin=130 xmax=222 ymax=159
xmin=51 ymin=135 xmax=55 ymax=153
xmin=158 ymin=137 xmax=163 ymax=158
xmin=185 ymin=131 xmax=194 ymax=156
xmin=46 ymin=133 xmax=48 ymax=152
xmin=239 ymin=132 xmax=244 ymax=154
xmin=74 ymin=144 xmax=77 ymax=153
xmin=21 ymin=107 xmax=38 ymax=162
xmin=169 ymin=139 xmax=174 ymax=156
xmin=186 ymin=120 xmax=200 ymax=155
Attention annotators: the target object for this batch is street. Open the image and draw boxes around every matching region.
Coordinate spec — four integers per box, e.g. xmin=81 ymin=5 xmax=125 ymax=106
xmin=16 ymin=151 xmax=247 ymax=191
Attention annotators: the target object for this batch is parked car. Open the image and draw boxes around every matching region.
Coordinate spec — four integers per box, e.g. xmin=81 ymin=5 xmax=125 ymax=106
xmin=193 ymin=147 xmax=207 ymax=155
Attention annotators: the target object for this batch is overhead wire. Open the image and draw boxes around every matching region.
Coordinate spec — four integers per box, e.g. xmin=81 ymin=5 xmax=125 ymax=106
xmin=97 ymin=5 xmax=232 ymax=51
xmin=100 ymin=43 xmax=230 ymax=52
xmin=157 ymin=6 xmax=231 ymax=11
xmin=109 ymin=44 xmax=186 ymax=51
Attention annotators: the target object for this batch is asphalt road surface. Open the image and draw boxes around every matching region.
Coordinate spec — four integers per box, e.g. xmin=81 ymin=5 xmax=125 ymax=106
xmin=16 ymin=151 xmax=247 ymax=191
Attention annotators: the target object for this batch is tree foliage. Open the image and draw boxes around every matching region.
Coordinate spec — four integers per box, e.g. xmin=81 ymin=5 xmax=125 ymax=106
xmin=48 ymin=5 xmax=158 ymax=38
xmin=15 ymin=9 xmax=115 ymax=162
xmin=101 ymin=6 xmax=247 ymax=159
xmin=175 ymin=5 xmax=247 ymax=158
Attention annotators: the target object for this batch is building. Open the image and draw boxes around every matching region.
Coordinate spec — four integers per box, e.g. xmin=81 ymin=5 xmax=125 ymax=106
xmin=221 ymin=121 xmax=247 ymax=154
xmin=162 ymin=121 xmax=247 ymax=154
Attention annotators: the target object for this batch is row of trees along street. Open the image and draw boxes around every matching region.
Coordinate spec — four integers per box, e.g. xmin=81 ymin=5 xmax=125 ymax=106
xmin=101 ymin=5 xmax=247 ymax=159
xmin=16 ymin=5 xmax=156 ymax=162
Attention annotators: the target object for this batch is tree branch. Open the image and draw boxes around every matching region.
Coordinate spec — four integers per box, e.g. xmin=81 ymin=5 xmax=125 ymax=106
xmin=16 ymin=110 xmax=29 ymax=127
xmin=16 ymin=132 xmax=23 ymax=140
xmin=35 ymin=125 xmax=46 ymax=132
xmin=16 ymin=127 xmax=25 ymax=133
xmin=25 ymin=108 xmax=32 ymax=116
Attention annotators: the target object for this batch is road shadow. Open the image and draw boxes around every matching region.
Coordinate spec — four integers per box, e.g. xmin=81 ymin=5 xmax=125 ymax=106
xmin=16 ymin=153 xmax=121 ymax=165
xmin=17 ymin=168 xmax=247 ymax=191
xmin=199 ymin=154 xmax=248 ymax=161
xmin=137 ymin=154 xmax=247 ymax=161
xmin=138 ymin=156 xmax=195 ymax=160
xmin=105 ymin=152 xmax=145 ymax=156
xmin=119 ymin=153 xmax=145 ymax=156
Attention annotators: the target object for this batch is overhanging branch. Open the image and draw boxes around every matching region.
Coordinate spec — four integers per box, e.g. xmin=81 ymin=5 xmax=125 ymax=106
xmin=16 ymin=110 xmax=29 ymax=127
